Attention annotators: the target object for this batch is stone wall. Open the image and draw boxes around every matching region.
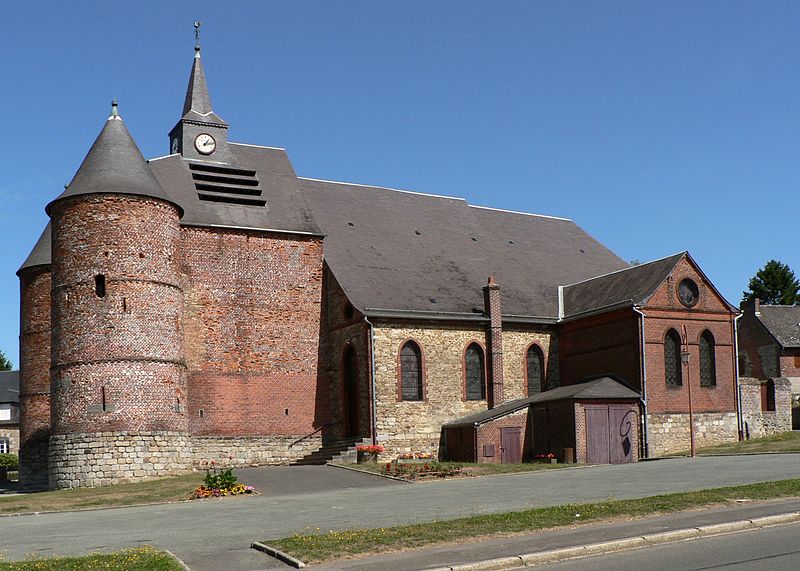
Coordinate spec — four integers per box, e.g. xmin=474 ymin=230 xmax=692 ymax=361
xmin=191 ymin=435 xmax=323 ymax=468
xmin=372 ymin=320 xmax=554 ymax=458
xmin=49 ymin=431 xmax=193 ymax=489
xmin=740 ymin=377 xmax=792 ymax=438
xmin=0 ymin=426 xmax=19 ymax=455
xmin=646 ymin=412 xmax=738 ymax=455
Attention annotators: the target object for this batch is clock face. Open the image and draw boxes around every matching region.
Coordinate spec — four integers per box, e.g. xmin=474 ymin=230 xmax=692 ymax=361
xmin=677 ymin=279 xmax=700 ymax=308
xmin=194 ymin=133 xmax=216 ymax=155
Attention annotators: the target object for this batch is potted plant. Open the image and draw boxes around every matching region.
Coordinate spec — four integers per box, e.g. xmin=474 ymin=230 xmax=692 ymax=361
xmin=356 ymin=445 xmax=384 ymax=463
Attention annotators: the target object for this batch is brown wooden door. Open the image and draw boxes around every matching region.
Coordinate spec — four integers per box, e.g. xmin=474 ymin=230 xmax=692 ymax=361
xmin=500 ymin=427 xmax=522 ymax=464
xmin=609 ymin=405 xmax=635 ymax=464
xmin=342 ymin=347 xmax=359 ymax=437
xmin=585 ymin=405 xmax=611 ymax=464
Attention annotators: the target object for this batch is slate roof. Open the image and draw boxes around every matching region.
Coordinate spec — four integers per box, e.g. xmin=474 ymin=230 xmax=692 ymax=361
xmin=46 ymin=112 xmax=178 ymax=215
xmin=148 ymin=143 xmax=320 ymax=234
xmin=0 ymin=371 xmax=19 ymax=404
xmin=443 ymin=376 xmax=640 ymax=427
xmin=180 ymin=52 xmax=226 ymax=126
xmin=757 ymin=305 xmax=800 ymax=349
xmin=562 ymin=252 xmax=685 ymax=317
xmin=17 ymin=223 xmax=51 ymax=274
xmin=300 ymin=178 xmax=628 ymax=320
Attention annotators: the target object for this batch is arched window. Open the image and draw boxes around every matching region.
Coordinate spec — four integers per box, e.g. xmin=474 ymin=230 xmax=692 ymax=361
xmin=699 ymin=330 xmax=716 ymax=387
xmin=465 ymin=343 xmax=486 ymax=400
xmin=526 ymin=345 xmax=545 ymax=395
xmin=400 ymin=341 xmax=423 ymax=401
xmin=664 ymin=329 xmax=682 ymax=388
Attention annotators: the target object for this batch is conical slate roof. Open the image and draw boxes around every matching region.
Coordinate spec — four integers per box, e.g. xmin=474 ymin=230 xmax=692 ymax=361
xmin=46 ymin=107 xmax=180 ymax=214
xmin=17 ymin=223 xmax=51 ymax=274
xmin=180 ymin=51 xmax=226 ymax=125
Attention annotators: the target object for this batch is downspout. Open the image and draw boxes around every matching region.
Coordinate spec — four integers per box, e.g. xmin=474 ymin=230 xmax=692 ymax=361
xmin=633 ymin=306 xmax=649 ymax=459
xmin=364 ymin=316 xmax=378 ymax=446
xmin=733 ymin=312 xmax=743 ymax=441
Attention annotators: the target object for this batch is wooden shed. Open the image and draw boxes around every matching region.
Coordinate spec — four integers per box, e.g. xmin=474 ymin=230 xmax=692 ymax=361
xmin=442 ymin=376 xmax=641 ymax=464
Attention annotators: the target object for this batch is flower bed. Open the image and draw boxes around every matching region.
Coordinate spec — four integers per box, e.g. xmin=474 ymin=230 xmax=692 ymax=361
xmin=191 ymin=460 xmax=257 ymax=499
xmin=382 ymin=460 xmax=463 ymax=480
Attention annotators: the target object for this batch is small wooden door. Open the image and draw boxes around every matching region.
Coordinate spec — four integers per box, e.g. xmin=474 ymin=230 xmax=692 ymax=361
xmin=500 ymin=427 xmax=522 ymax=464
xmin=586 ymin=404 xmax=635 ymax=464
xmin=585 ymin=406 xmax=610 ymax=464
xmin=342 ymin=347 xmax=359 ymax=437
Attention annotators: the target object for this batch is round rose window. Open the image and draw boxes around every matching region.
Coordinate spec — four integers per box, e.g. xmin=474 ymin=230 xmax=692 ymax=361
xmin=678 ymin=278 xmax=700 ymax=308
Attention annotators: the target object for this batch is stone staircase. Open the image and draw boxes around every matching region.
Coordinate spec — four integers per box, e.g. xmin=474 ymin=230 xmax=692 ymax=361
xmin=291 ymin=437 xmax=371 ymax=466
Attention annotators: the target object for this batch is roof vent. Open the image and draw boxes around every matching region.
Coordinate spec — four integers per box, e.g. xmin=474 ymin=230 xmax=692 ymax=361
xmin=188 ymin=162 xmax=266 ymax=207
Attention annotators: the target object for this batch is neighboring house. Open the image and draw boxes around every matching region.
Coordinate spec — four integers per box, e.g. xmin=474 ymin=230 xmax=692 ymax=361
xmin=737 ymin=299 xmax=797 ymax=434
xmin=0 ymin=371 xmax=20 ymax=455
xmin=17 ymin=39 xmax=742 ymax=490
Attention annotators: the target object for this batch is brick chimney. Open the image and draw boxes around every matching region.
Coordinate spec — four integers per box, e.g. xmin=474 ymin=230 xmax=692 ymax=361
xmin=740 ymin=297 xmax=761 ymax=316
xmin=483 ymin=276 xmax=504 ymax=408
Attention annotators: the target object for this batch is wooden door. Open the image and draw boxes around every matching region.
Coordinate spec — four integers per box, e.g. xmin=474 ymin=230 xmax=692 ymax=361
xmin=342 ymin=347 xmax=359 ymax=437
xmin=500 ymin=427 xmax=522 ymax=464
xmin=609 ymin=405 xmax=635 ymax=464
xmin=585 ymin=405 xmax=611 ymax=464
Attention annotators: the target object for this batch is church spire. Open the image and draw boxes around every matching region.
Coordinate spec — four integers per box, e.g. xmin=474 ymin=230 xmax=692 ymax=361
xmin=168 ymin=22 xmax=231 ymax=162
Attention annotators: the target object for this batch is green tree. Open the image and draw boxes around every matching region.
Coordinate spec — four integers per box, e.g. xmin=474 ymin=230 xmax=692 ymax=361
xmin=0 ymin=350 xmax=11 ymax=371
xmin=742 ymin=260 xmax=800 ymax=305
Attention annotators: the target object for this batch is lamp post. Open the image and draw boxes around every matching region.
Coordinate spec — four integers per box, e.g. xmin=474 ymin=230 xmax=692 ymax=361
xmin=680 ymin=349 xmax=695 ymax=458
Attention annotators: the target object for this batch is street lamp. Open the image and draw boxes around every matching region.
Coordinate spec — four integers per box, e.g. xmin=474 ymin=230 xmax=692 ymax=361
xmin=681 ymin=350 xmax=695 ymax=458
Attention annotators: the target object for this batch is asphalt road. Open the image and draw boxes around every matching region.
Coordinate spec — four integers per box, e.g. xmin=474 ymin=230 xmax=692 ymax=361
xmin=538 ymin=521 xmax=800 ymax=570
xmin=1 ymin=454 xmax=799 ymax=570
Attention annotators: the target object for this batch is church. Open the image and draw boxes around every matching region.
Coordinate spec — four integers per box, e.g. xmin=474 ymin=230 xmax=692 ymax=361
xmin=17 ymin=38 xmax=742 ymax=489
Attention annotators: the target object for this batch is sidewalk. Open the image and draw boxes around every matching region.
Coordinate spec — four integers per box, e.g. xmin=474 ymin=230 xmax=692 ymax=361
xmin=313 ymin=498 xmax=800 ymax=570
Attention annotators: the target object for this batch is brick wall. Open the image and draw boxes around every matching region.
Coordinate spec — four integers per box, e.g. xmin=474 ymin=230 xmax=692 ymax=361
xmin=180 ymin=226 xmax=325 ymax=438
xmin=559 ymin=308 xmax=641 ymax=389
xmin=738 ymin=302 xmax=780 ymax=379
xmin=476 ymin=408 xmax=530 ymax=463
xmin=372 ymin=320 xmax=554 ymax=458
xmin=18 ymin=266 xmax=51 ymax=489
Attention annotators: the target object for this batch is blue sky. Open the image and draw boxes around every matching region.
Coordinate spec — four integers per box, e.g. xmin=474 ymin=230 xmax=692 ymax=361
xmin=2 ymin=1 xmax=799 ymax=365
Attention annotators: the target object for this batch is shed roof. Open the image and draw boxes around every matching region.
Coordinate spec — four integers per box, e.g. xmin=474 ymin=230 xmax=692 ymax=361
xmin=443 ymin=376 xmax=640 ymax=427
xmin=757 ymin=305 xmax=800 ymax=349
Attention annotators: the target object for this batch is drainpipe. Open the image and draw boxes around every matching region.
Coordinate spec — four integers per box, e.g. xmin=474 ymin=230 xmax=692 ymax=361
xmin=633 ymin=306 xmax=649 ymax=459
xmin=733 ymin=311 xmax=743 ymax=441
xmin=364 ymin=316 xmax=378 ymax=446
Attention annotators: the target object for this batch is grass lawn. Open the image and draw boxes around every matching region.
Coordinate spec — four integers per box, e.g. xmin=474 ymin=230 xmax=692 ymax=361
xmin=666 ymin=431 xmax=800 ymax=456
xmin=0 ymin=546 xmax=183 ymax=570
xmin=344 ymin=460 xmax=565 ymax=478
xmin=0 ymin=473 xmax=203 ymax=515
xmin=267 ymin=478 xmax=800 ymax=564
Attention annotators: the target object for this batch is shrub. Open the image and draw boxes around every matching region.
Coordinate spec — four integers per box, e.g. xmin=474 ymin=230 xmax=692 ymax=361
xmin=0 ymin=453 xmax=19 ymax=470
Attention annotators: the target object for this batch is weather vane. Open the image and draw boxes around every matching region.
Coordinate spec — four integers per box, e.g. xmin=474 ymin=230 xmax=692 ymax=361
xmin=194 ymin=21 xmax=201 ymax=53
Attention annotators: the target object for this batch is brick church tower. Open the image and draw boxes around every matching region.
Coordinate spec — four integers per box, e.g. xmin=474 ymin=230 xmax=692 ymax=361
xmin=45 ymin=103 xmax=192 ymax=488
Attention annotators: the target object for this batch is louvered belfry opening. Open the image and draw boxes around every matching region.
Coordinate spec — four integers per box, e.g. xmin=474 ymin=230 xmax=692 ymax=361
xmin=189 ymin=162 xmax=266 ymax=206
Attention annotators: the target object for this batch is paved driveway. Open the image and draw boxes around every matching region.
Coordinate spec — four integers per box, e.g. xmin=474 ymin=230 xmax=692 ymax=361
xmin=1 ymin=455 xmax=799 ymax=570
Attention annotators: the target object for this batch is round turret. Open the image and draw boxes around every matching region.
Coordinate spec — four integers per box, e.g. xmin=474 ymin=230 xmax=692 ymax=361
xmin=46 ymin=105 xmax=190 ymax=488
xmin=17 ymin=225 xmax=53 ymax=490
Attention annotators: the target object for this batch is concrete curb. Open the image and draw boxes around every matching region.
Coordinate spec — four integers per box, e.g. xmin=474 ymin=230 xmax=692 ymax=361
xmin=163 ymin=549 xmax=192 ymax=571
xmin=251 ymin=541 xmax=306 ymax=568
xmin=425 ymin=511 xmax=800 ymax=570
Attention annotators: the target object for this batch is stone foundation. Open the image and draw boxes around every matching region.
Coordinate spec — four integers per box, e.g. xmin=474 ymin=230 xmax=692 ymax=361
xmin=191 ymin=435 xmax=322 ymax=468
xmin=49 ymin=431 xmax=193 ymax=489
xmin=19 ymin=439 xmax=49 ymax=491
xmin=646 ymin=412 xmax=738 ymax=456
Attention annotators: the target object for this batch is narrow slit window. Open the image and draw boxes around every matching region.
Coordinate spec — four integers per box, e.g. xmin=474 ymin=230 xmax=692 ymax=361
xmin=95 ymin=274 xmax=106 ymax=298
